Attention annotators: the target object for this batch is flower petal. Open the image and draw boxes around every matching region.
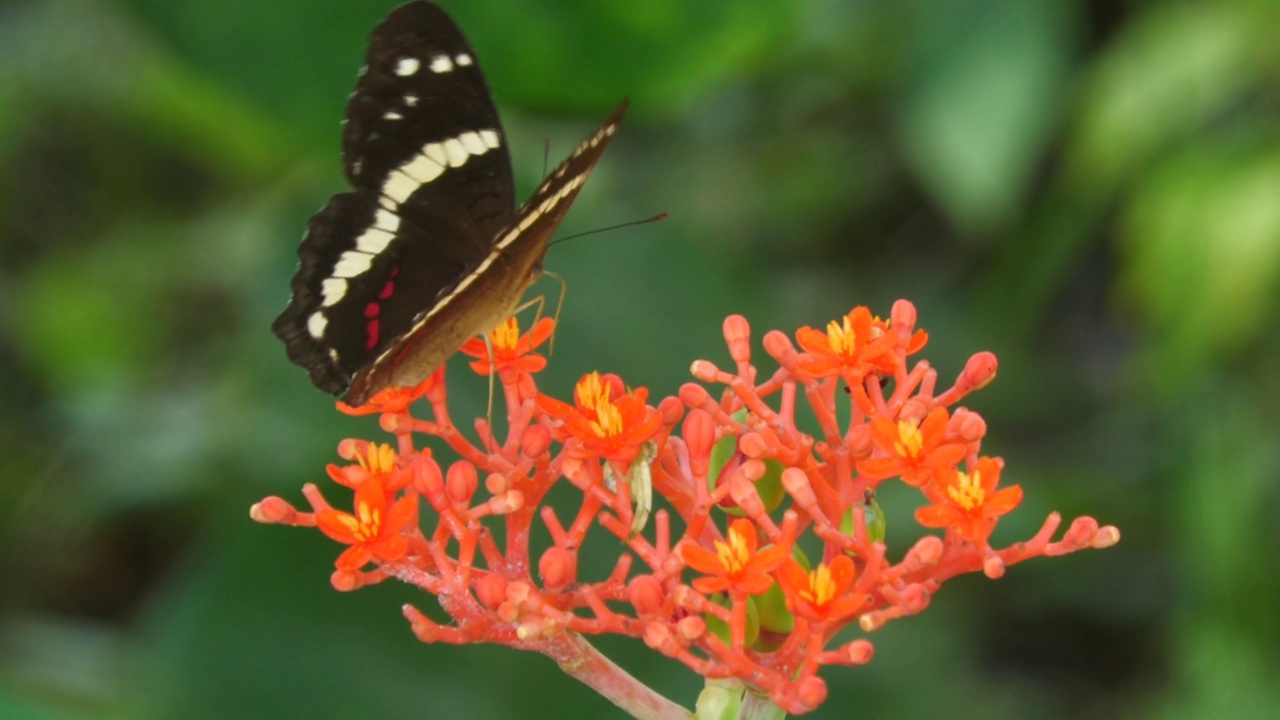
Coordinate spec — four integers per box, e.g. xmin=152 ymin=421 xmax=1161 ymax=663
xmin=983 ymin=485 xmax=1023 ymax=517
xmin=915 ymin=504 xmax=963 ymax=528
xmin=680 ymin=543 xmax=727 ymax=575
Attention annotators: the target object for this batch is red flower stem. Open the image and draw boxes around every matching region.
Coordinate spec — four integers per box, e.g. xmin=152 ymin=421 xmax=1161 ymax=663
xmin=473 ymin=525 xmax=506 ymax=568
xmin=775 ymin=378 xmax=796 ymax=430
xmin=891 ymin=361 xmax=931 ymax=409
xmin=541 ymin=631 xmax=689 ymax=720
xmin=505 ymin=508 xmax=534 ymax=562
xmin=803 ymin=380 xmax=842 ymax=441
xmin=721 ymin=373 xmax=780 ymax=428
xmin=651 ymin=460 xmax=696 ymax=520
xmin=731 ymin=595 xmax=747 ymax=648
xmin=755 ymin=370 xmax=787 ymax=403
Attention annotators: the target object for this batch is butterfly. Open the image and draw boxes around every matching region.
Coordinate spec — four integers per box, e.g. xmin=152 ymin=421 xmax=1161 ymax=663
xmin=272 ymin=1 xmax=626 ymax=406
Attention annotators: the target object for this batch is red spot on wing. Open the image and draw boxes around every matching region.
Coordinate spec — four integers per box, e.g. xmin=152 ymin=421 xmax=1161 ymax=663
xmin=365 ymin=265 xmax=399 ymax=350
xmin=379 ymin=276 xmax=397 ymax=299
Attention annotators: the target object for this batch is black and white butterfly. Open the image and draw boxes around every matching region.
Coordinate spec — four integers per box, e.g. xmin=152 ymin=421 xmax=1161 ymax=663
xmin=272 ymin=1 xmax=627 ymax=406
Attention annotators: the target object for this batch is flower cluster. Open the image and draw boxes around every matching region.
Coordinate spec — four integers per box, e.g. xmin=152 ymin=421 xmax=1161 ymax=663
xmin=252 ymin=301 xmax=1118 ymax=717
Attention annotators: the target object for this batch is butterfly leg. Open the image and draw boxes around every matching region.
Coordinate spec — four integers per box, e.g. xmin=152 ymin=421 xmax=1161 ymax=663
xmin=539 ymin=270 xmax=569 ymax=356
xmin=484 ymin=333 xmax=496 ymax=430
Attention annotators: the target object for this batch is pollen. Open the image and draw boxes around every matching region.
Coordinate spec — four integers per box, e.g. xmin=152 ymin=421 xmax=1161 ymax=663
xmin=801 ymin=563 xmax=837 ymax=606
xmin=894 ymin=418 xmax=924 ymax=458
xmin=353 ymin=502 xmax=382 ymax=541
xmin=357 ymin=443 xmax=397 ymax=475
xmin=575 ymin=373 xmax=625 ymax=438
xmin=490 ymin=317 xmax=520 ymax=351
xmin=575 ymin=372 xmax=609 ymax=408
xmin=588 ymin=398 xmax=624 ymax=438
xmin=946 ymin=469 xmax=986 ymax=511
xmin=714 ymin=526 xmax=751 ymax=574
xmin=825 ymin=316 xmax=858 ymax=357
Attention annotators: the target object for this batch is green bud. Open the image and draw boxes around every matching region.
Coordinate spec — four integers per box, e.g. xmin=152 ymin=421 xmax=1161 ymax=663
xmin=841 ymin=492 xmax=887 ymax=544
xmin=695 ymin=679 xmax=744 ymax=720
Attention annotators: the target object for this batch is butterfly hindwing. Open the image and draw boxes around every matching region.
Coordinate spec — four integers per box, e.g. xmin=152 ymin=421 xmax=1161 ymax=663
xmin=272 ymin=192 xmax=486 ymax=395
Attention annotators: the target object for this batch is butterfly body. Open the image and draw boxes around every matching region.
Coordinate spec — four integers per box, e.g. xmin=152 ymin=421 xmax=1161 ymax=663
xmin=272 ymin=1 xmax=626 ymax=406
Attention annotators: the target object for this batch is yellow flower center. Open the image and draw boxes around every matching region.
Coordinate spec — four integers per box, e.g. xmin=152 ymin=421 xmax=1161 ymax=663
xmin=946 ymin=469 xmax=986 ymax=511
xmin=893 ymin=418 xmax=924 ymax=459
xmin=825 ymin=316 xmax=858 ymax=357
xmin=713 ymin=527 xmax=752 ymax=574
xmin=576 ymin=373 xmax=624 ymax=438
xmin=800 ymin=563 xmax=837 ymax=607
xmin=339 ymin=500 xmax=382 ymax=542
xmin=357 ymin=443 xmax=397 ymax=475
xmin=575 ymin=372 xmax=607 ymax=408
xmin=489 ymin=316 xmax=520 ymax=351
xmin=589 ymin=399 xmax=624 ymax=438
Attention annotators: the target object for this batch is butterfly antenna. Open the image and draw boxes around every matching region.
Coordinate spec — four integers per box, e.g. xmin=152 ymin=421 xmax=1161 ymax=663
xmin=548 ymin=213 xmax=668 ymax=248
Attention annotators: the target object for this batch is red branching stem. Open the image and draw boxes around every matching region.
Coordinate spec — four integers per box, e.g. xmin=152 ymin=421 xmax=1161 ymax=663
xmin=259 ymin=301 xmax=1117 ymax=717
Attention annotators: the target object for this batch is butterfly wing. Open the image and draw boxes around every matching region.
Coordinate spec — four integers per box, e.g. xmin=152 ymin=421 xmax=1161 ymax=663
xmin=273 ymin=1 xmax=516 ymax=397
xmin=343 ymin=99 xmax=629 ymax=406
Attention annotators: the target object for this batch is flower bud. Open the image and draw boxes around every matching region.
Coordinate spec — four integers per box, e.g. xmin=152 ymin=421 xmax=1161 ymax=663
xmin=690 ymin=360 xmax=720 ymax=383
xmin=659 ymin=396 xmax=685 ymax=425
xmin=684 ymin=409 xmax=716 ymax=463
xmin=723 ymin=315 xmax=752 ymax=364
xmin=959 ymin=351 xmax=998 ymax=392
xmin=520 ymin=424 xmax=551 ymax=457
xmin=446 ymin=461 xmax=478 ymax=504
xmin=890 ymin=299 xmax=917 ymax=334
xmin=539 ymin=547 xmax=575 ymax=589
xmin=476 ymin=573 xmax=508 ymax=609
xmin=627 ymin=574 xmax=665 ymax=616
xmin=796 ymin=676 xmax=828 ymax=713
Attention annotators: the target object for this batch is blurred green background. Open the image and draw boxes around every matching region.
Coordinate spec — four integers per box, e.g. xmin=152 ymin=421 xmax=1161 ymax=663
xmin=3 ymin=0 xmax=1279 ymax=718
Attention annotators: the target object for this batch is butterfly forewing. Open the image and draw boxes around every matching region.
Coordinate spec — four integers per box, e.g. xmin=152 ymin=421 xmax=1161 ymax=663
xmin=343 ymin=1 xmax=515 ymax=243
xmin=344 ymin=100 xmax=629 ymax=405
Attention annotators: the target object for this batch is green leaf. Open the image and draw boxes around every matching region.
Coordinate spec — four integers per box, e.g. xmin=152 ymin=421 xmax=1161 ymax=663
xmin=1118 ymin=137 xmax=1280 ymax=386
xmin=896 ymin=0 xmax=1075 ymax=235
xmin=1066 ymin=2 xmax=1269 ymax=193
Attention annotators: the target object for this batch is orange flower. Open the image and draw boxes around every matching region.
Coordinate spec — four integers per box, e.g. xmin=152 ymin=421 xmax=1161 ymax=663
xmin=795 ymin=306 xmax=897 ymax=380
xmin=776 ymin=555 xmax=862 ymax=622
xmin=537 ymin=372 xmax=662 ymax=464
xmin=337 ymin=372 xmax=439 ymax=416
xmin=795 ymin=306 xmax=925 ymax=381
xmin=316 ymin=476 xmax=418 ymax=571
xmin=328 ymin=442 xmax=413 ymax=492
xmin=915 ymin=457 xmax=1022 ymax=544
xmin=459 ymin=316 xmax=554 ymax=376
xmin=680 ymin=518 xmax=788 ymax=596
xmin=857 ymin=407 xmax=967 ymax=487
